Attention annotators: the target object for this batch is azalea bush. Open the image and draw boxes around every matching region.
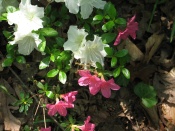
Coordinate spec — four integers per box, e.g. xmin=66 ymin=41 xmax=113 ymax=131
xmin=0 ymin=0 xmax=139 ymax=130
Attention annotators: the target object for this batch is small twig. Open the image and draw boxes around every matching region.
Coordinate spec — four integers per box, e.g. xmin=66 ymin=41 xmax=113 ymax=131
xmin=8 ymin=67 xmax=39 ymax=103
xmin=50 ymin=116 xmax=64 ymax=131
xmin=43 ymin=107 xmax=46 ymax=128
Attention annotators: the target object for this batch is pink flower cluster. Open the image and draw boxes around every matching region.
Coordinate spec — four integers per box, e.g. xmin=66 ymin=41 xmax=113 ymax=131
xmin=46 ymin=91 xmax=78 ymax=116
xmin=78 ymin=70 xmax=120 ymax=98
xmin=114 ymin=15 xmax=138 ymax=46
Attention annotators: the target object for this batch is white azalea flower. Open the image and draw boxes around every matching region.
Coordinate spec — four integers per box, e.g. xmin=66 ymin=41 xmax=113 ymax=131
xmin=63 ymin=26 xmax=88 ymax=59
xmin=80 ymin=0 xmax=106 ymax=19
xmin=80 ymin=35 xmax=108 ymax=66
xmin=54 ymin=0 xmax=106 ymax=19
xmin=7 ymin=0 xmax=44 ymax=33
xmin=10 ymin=32 xmax=42 ymax=55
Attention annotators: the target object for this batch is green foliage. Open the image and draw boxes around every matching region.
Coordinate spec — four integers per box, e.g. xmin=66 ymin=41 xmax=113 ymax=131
xmin=14 ymin=92 xmax=33 ymax=114
xmin=134 ymin=82 xmax=158 ymax=108
xmin=101 ymin=33 xmax=116 ymax=44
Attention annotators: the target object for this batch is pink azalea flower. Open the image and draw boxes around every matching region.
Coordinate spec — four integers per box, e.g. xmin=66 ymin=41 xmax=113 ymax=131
xmin=60 ymin=91 xmax=78 ymax=103
xmin=114 ymin=15 xmax=138 ymax=45
xmin=77 ymin=116 xmax=95 ymax=131
xmin=46 ymin=100 xmax=74 ymax=116
xmin=78 ymin=70 xmax=101 ymax=95
xmin=40 ymin=127 xmax=51 ymax=131
xmin=99 ymin=78 xmax=120 ymax=98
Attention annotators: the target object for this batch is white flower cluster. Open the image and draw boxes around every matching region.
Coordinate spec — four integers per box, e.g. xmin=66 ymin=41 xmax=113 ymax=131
xmin=63 ymin=26 xmax=108 ymax=68
xmin=7 ymin=0 xmax=44 ymax=55
xmin=55 ymin=0 xmax=106 ymax=19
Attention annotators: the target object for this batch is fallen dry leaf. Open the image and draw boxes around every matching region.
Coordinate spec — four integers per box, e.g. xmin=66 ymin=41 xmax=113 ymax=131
xmin=153 ymin=68 xmax=175 ymax=104
xmin=160 ymin=102 xmax=175 ymax=130
xmin=144 ymin=33 xmax=165 ymax=63
xmin=0 ymin=79 xmax=21 ymax=131
xmin=117 ymin=38 xmax=144 ymax=61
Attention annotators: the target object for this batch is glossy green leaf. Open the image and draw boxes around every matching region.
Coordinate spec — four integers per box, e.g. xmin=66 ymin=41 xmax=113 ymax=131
xmin=93 ymin=15 xmax=103 ymax=21
xmin=101 ymin=33 xmax=116 ymax=44
xmin=102 ymin=21 xmax=115 ymax=32
xmin=19 ymin=105 xmax=24 ymax=113
xmin=59 ymin=70 xmax=67 ymax=84
xmin=104 ymin=2 xmax=117 ymax=19
xmin=115 ymin=49 xmax=128 ymax=57
xmin=111 ymin=57 xmax=117 ymax=67
xmin=113 ymin=67 xmax=121 ymax=78
xmin=46 ymin=91 xmax=55 ymax=99
xmin=6 ymin=6 xmax=16 ymax=13
xmin=37 ymin=82 xmax=44 ymax=90
xmin=96 ymin=62 xmax=103 ymax=69
xmin=39 ymin=57 xmax=50 ymax=70
xmin=16 ymin=56 xmax=26 ymax=64
xmin=115 ymin=18 xmax=127 ymax=25
xmin=2 ymin=58 xmax=13 ymax=67
xmin=38 ymin=36 xmax=46 ymax=52
xmin=104 ymin=47 xmax=114 ymax=56
xmin=142 ymin=97 xmax=158 ymax=108
xmin=47 ymin=69 xmax=59 ymax=77
xmin=134 ymin=82 xmax=157 ymax=108
xmin=122 ymin=68 xmax=130 ymax=79
xmin=39 ymin=28 xmax=58 ymax=37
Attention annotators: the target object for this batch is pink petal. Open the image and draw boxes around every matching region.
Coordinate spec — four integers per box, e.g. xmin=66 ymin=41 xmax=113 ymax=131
xmin=108 ymin=79 xmax=120 ymax=90
xmin=46 ymin=104 xmax=57 ymax=116
xmin=89 ymin=85 xmax=101 ymax=95
xmin=40 ymin=127 xmax=51 ymax=131
xmin=61 ymin=91 xmax=78 ymax=103
xmin=101 ymin=86 xmax=111 ymax=98
xmin=78 ymin=77 xmax=90 ymax=86
xmin=78 ymin=70 xmax=91 ymax=77
xmin=114 ymin=15 xmax=138 ymax=46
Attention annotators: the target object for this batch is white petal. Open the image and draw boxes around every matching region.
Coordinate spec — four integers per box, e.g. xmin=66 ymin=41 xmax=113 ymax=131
xmin=80 ymin=4 xmax=93 ymax=19
xmin=63 ymin=26 xmax=87 ymax=54
xmin=65 ymin=0 xmax=79 ymax=14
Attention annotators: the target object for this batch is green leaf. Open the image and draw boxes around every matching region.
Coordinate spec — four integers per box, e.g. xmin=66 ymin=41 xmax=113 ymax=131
xmin=0 ymin=85 xmax=10 ymax=95
xmin=122 ymin=68 xmax=130 ymax=79
xmin=39 ymin=57 xmax=50 ymax=70
xmin=19 ymin=105 xmax=24 ymax=113
xmin=6 ymin=6 xmax=17 ymax=13
xmin=115 ymin=18 xmax=127 ymax=25
xmin=39 ymin=28 xmax=58 ymax=37
xmin=111 ymin=57 xmax=117 ymax=67
xmin=101 ymin=33 xmax=116 ymax=44
xmin=104 ymin=47 xmax=114 ymax=56
xmin=96 ymin=62 xmax=103 ymax=69
xmin=113 ymin=67 xmax=121 ymax=78
xmin=104 ymin=2 xmax=117 ymax=19
xmin=93 ymin=15 xmax=103 ymax=21
xmin=134 ymin=82 xmax=158 ymax=107
xmin=16 ymin=56 xmax=26 ymax=64
xmin=0 ymin=13 xmax=7 ymax=21
xmin=59 ymin=70 xmax=67 ymax=84
xmin=142 ymin=97 xmax=158 ymax=108
xmin=134 ymin=82 xmax=157 ymax=98
xmin=2 ymin=58 xmax=13 ymax=67
xmin=115 ymin=49 xmax=128 ymax=57
xmin=47 ymin=69 xmax=59 ymax=77
xmin=38 ymin=36 xmax=46 ymax=52
xmin=37 ymin=82 xmax=44 ymax=90
xmin=3 ymin=31 xmax=12 ymax=39
xmin=102 ymin=21 xmax=115 ymax=32
xmin=45 ymin=91 xmax=55 ymax=99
